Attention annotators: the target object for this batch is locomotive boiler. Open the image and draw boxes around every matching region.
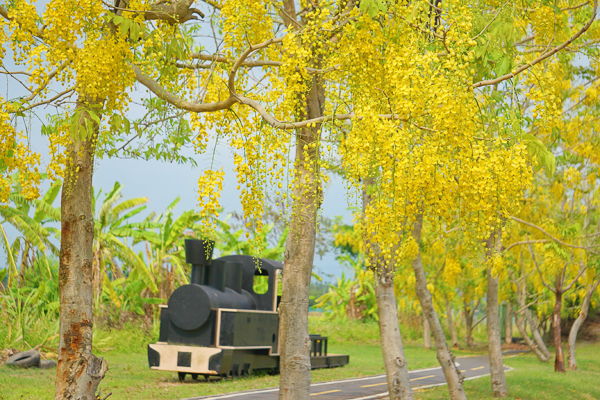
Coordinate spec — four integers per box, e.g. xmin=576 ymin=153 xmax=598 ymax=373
xmin=147 ymin=239 xmax=349 ymax=380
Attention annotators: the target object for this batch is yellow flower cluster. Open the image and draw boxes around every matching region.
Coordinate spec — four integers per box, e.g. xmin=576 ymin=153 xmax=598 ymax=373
xmin=197 ymin=168 xmax=225 ymax=233
xmin=0 ymin=102 xmax=41 ymax=201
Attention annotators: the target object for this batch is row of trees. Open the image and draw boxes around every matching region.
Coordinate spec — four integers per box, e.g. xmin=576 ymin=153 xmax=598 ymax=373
xmin=2 ymin=0 xmax=600 ymax=399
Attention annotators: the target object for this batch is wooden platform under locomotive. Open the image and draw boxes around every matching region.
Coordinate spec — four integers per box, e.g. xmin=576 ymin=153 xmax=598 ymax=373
xmin=147 ymin=239 xmax=349 ymax=379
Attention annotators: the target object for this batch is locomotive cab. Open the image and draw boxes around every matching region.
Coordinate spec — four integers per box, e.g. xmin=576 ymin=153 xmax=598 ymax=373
xmin=147 ymin=239 xmax=349 ymax=380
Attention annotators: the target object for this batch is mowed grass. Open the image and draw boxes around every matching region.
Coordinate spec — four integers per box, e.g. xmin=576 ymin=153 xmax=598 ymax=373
xmin=415 ymin=342 xmax=600 ymax=400
xmin=0 ymin=342 xmax=444 ymax=399
xmin=3 ymin=316 xmax=599 ymax=400
xmin=0 ymin=317 xmax=439 ymax=400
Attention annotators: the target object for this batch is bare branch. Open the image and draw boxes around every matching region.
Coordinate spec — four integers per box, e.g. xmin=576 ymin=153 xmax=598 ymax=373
xmin=15 ymin=88 xmax=75 ymax=113
xmin=472 ymin=2 xmax=508 ymax=41
xmin=561 ymin=1 xmax=589 ymax=11
xmin=474 ymin=0 xmax=597 ymax=89
xmin=504 ymin=239 xmax=550 ymax=253
xmin=564 ymin=262 xmax=588 ymax=292
xmin=511 ymin=216 xmax=598 ymax=253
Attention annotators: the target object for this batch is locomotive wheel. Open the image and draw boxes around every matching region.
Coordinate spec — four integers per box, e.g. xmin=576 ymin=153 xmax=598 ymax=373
xmin=203 ymin=374 xmax=212 ymax=381
xmin=191 ymin=373 xmax=199 ymax=381
xmin=178 ymin=372 xmax=186 ymax=382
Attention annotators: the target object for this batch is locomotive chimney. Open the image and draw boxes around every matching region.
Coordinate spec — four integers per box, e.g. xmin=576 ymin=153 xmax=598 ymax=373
xmin=185 ymin=239 xmax=214 ymax=285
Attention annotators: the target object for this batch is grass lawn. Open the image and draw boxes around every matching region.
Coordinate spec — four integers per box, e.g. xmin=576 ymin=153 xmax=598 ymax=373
xmin=0 ymin=342 xmax=449 ymax=400
xmin=415 ymin=342 xmax=600 ymax=400
xmin=3 ymin=316 xmax=598 ymax=400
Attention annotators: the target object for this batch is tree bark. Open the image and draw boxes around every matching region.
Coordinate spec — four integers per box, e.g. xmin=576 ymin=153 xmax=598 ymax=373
xmin=568 ymin=280 xmax=600 ymax=370
xmin=463 ymin=300 xmax=474 ymax=348
xmin=446 ymin=296 xmax=459 ymax=348
xmin=514 ymin=311 xmax=550 ymax=362
xmin=375 ymin=270 xmax=414 ymax=399
xmin=485 ymin=232 xmax=507 ymax=397
xmin=505 ymin=302 xmax=512 ymax=344
xmin=412 ymin=216 xmax=466 ymax=400
xmin=363 ymin=178 xmax=413 ymax=400
xmin=278 ymin=48 xmax=324 ymax=399
xmin=516 ymin=282 xmax=551 ymax=359
xmin=553 ymin=288 xmax=566 ymax=373
xmin=423 ymin=314 xmax=431 ymax=349
xmin=55 ymin=100 xmax=107 ymax=400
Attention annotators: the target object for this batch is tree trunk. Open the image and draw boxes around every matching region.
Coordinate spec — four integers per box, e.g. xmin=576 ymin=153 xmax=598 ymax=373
xmin=446 ymin=296 xmax=459 ymax=348
xmin=514 ymin=311 xmax=550 ymax=362
xmin=485 ymin=233 xmax=507 ymax=397
xmin=505 ymin=302 xmax=512 ymax=344
xmin=375 ymin=270 xmax=414 ymax=400
xmin=412 ymin=216 xmax=466 ymax=400
xmin=553 ymin=289 xmax=566 ymax=373
xmin=363 ymin=179 xmax=413 ymax=400
xmin=55 ymin=101 xmax=107 ymax=400
xmin=516 ymin=286 xmax=551 ymax=359
xmin=568 ymin=280 xmax=600 ymax=370
xmin=423 ymin=314 xmax=431 ymax=349
xmin=278 ymin=52 xmax=324 ymax=399
xmin=464 ymin=301 xmax=474 ymax=348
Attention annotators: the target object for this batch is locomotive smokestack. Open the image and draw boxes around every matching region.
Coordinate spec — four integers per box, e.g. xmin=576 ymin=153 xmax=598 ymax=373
xmin=185 ymin=239 xmax=214 ymax=285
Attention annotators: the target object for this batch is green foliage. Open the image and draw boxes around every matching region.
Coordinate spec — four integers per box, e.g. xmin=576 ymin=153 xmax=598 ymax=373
xmin=315 ymin=255 xmax=377 ymax=321
xmin=0 ymin=256 xmax=60 ymax=350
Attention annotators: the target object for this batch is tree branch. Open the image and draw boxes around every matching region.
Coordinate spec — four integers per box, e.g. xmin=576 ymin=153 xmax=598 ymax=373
xmin=504 ymin=239 xmax=550 ymax=253
xmin=473 ymin=0 xmax=597 ymax=89
xmin=472 ymin=2 xmax=508 ymax=41
xmin=510 ymin=215 xmax=598 ymax=253
xmin=527 ymin=243 xmax=556 ymax=293
xmin=564 ymin=262 xmax=588 ymax=292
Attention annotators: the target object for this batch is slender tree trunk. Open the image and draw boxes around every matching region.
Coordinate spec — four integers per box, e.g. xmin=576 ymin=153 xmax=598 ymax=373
xmin=423 ymin=314 xmax=431 ymax=349
xmin=374 ymin=270 xmax=414 ymax=399
xmin=278 ymin=48 xmax=324 ymax=399
xmin=485 ymin=232 xmax=507 ymax=397
xmin=514 ymin=311 xmax=550 ymax=362
xmin=553 ymin=288 xmax=566 ymax=373
xmin=446 ymin=296 xmax=459 ymax=348
xmin=517 ymin=254 xmax=552 ymax=359
xmin=568 ymin=280 xmax=600 ymax=370
xmin=505 ymin=302 xmax=512 ymax=344
xmin=464 ymin=301 xmax=474 ymax=348
xmin=412 ymin=216 xmax=466 ymax=400
xmin=55 ymin=101 xmax=107 ymax=400
xmin=363 ymin=179 xmax=413 ymax=400
xmin=518 ymin=299 xmax=551 ymax=359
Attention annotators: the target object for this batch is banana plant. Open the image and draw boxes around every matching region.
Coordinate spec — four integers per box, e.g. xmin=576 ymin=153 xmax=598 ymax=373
xmin=0 ymin=174 xmax=61 ymax=286
xmin=91 ymin=182 xmax=150 ymax=301
xmin=315 ymin=254 xmax=377 ymax=321
xmin=213 ymin=215 xmax=288 ymax=261
xmin=123 ymin=197 xmax=202 ymax=299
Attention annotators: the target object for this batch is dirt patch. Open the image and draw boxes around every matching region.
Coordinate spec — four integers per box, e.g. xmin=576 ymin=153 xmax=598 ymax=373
xmin=562 ymin=312 xmax=600 ymax=341
xmin=0 ymin=349 xmax=19 ymax=366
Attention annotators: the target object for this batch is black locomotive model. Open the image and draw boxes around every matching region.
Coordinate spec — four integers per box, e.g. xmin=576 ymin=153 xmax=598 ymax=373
xmin=147 ymin=239 xmax=349 ymax=380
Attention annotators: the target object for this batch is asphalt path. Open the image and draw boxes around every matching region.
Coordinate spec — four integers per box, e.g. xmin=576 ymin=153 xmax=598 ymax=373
xmin=182 ymin=351 xmax=524 ymax=400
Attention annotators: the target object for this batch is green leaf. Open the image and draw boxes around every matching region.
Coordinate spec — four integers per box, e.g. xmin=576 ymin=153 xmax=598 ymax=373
xmin=496 ymin=57 xmax=510 ymax=76
xmin=120 ymin=18 xmax=132 ymax=37
xmin=369 ymin=1 xmax=379 ymax=18
xmin=140 ymin=297 xmax=166 ymax=304
xmin=406 ymin=2 xmax=420 ymax=22
xmin=130 ymin=22 xmax=141 ymax=41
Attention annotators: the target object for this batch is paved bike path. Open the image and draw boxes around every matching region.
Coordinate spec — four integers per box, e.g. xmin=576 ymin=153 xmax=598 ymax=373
xmin=183 ymin=351 xmax=523 ymax=400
